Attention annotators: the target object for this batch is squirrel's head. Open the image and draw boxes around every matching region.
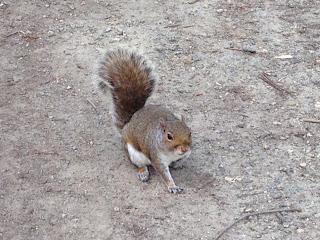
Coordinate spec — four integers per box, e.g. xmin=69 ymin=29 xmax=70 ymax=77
xmin=158 ymin=118 xmax=192 ymax=157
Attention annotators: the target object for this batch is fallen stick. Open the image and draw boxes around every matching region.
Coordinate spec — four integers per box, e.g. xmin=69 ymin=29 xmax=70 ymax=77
xmin=164 ymin=24 xmax=181 ymax=28
xmin=164 ymin=24 xmax=194 ymax=29
xmin=5 ymin=31 xmax=25 ymax=38
xmin=259 ymin=73 xmax=292 ymax=96
xmin=86 ymin=98 xmax=98 ymax=113
xmin=182 ymin=25 xmax=194 ymax=28
xmin=214 ymin=207 xmax=302 ymax=240
xmin=188 ymin=0 xmax=201 ymax=4
xmin=303 ymin=118 xmax=320 ymax=124
xmin=225 ymin=47 xmax=256 ymax=54
xmin=32 ymin=150 xmax=59 ymax=156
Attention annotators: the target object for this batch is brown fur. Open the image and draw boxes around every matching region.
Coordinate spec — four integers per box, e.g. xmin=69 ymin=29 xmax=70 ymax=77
xmin=122 ymin=105 xmax=191 ymax=159
xmin=99 ymin=49 xmax=155 ymax=129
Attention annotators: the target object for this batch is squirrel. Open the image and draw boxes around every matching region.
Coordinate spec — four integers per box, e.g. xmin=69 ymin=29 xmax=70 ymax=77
xmin=98 ymin=49 xmax=192 ymax=193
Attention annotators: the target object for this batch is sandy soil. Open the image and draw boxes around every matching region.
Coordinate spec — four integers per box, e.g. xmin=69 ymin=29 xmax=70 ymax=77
xmin=1 ymin=0 xmax=320 ymax=239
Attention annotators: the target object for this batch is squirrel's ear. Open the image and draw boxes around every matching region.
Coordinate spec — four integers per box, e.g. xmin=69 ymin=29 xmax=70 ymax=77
xmin=159 ymin=118 xmax=166 ymax=131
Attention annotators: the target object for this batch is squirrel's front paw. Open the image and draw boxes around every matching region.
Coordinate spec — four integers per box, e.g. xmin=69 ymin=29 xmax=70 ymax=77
xmin=137 ymin=167 xmax=150 ymax=182
xmin=168 ymin=186 xmax=184 ymax=194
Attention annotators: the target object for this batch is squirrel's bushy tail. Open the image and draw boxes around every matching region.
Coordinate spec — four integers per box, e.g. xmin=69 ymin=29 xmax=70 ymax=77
xmin=99 ymin=49 xmax=156 ymax=130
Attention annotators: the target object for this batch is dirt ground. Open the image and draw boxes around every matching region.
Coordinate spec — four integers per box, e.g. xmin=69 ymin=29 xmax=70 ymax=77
xmin=1 ymin=0 xmax=320 ymax=239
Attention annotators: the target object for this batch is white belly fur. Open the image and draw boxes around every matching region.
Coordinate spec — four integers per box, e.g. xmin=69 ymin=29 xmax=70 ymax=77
xmin=127 ymin=143 xmax=151 ymax=167
xmin=158 ymin=151 xmax=190 ymax=167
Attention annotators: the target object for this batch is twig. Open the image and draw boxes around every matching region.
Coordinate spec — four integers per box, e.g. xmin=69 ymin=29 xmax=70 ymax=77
xmin=208 ymin=49 xmax=220 ymax=53
xmin=225 ymin=47 xmax=256 ymax=54
xmin=214 ymin=208 xmax=302 ymax=240
xmin=188 ymin=0 xmax=201 ymax=4
xmin=86 ymin=98 xmax=98 ymax=113
xmin=259 ymin=72 xmax=293 ymax=96
xmin=164 ymin=24 xmax=194 ymax=29
xmin=32 ymin=150 xmax=59 ymax=156
xmin=303 ymin=118 xmax=320 ymax=124
xmin=5 ymin=31 xmax=25 ymax=38
xmin=5 ymin=32 xmax=19 ymax=38
xmin=182 ymin=25 xmax=194 ymax=28
xmin=23 ymin=35 xmax=39 ymax=41
xmin=164 ymin=24 xmax=181 ymax=28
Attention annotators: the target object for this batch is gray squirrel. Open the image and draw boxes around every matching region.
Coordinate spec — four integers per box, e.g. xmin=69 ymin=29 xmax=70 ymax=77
xmin=98 ymin=49 xmax=192 ymax=193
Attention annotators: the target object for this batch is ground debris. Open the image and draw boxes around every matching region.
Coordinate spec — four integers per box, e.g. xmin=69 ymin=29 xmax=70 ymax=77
xmin=259 ymin=72 xmax=293 ymax=96
xmin=225 ymin=47 xmax=256 ymax=54
xmin=214 ymin=208 xmax=302 ymax=240
xmin=274 ymin=54 xmax=293 ymax=59
xmin=302 ymin=118 xmax=320 ymax=124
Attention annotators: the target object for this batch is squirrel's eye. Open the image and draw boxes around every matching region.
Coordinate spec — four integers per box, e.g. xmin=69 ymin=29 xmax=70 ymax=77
xmin=167 ymin=133 xmax=174 ymax=141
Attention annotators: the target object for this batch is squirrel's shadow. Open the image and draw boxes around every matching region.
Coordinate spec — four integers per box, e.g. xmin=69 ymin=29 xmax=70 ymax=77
xmin=143 ymin=158 xmax=218 ymax=192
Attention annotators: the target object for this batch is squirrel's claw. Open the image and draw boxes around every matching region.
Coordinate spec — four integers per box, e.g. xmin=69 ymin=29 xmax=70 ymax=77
xmin=168 ymin=186 xmax=184 ymax=194
xmin=137 ymin=167 xmax=150 ymax=182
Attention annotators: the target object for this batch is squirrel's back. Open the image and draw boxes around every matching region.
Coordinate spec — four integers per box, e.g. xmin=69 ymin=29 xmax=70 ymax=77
xmin=99 ymin=49 xmax=156 ymax=129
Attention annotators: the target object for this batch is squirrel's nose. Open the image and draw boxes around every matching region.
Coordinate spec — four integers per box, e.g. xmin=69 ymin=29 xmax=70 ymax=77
xmin=181 ymin=146 xmax=190 ymax=153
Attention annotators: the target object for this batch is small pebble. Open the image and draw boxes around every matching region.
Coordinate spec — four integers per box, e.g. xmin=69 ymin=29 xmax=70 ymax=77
xmin=271 ymin=192 xmax=282 ymax=199
xmin=287 ymin=100 xmax=296 ymax=106
xmin=66 ymin=85 xmax=72 ymax=90
xmin=244 ymin=208 xmax=253 ymax=213
xmin=297 ymin=228 xmax=304 ymax=233
xmin=299 ymin=162 xmax=307 ymax=168
xmin=236 ymin=123 xmax=245 ymax=128
xmin=48 ymin=30 xmax=55 ymax=37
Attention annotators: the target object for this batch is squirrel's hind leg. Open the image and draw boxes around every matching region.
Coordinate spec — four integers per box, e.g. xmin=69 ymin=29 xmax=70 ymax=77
xmin=126 ymin=143 xmax=151 ymax=182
